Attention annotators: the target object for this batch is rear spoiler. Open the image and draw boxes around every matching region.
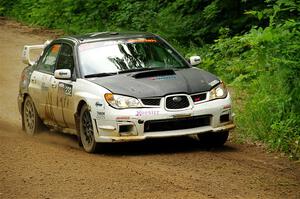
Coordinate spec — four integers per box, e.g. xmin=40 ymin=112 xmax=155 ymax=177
xmin=22 ymin=40 xmax=52 ymax=66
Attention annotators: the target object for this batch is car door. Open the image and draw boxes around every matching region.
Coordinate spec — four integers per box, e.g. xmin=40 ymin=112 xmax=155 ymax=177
xmin=51 ymin=43 xmax=76 ymax=128
xmin=29 ymin=43 xmax=62 ymax=124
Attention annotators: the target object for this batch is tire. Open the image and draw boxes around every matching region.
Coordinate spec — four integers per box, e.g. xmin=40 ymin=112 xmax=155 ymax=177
xmin=79 ymin=104 xmax=97 ymax=153
xmin=23 ymin=96 xmax=43 ymax=135
xmin=197 ymin=131 xmax=229 ymax=147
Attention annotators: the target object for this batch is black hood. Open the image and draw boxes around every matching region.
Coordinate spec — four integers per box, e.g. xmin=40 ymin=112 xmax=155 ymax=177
xmin=89 ymin=68 xmax=219 ymax=98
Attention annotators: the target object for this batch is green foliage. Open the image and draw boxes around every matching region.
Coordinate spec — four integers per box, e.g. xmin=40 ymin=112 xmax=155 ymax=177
xmin=199 ymin=0 xmax=300 ymax=159
xmin=1 ymin=0 xmax=266 ymax=44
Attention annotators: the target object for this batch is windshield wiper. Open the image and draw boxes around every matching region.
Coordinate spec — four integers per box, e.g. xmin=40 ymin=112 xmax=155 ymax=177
xmin=85 ymin=68 xmax=171 ymax=77
xmin=118 ymin=67 xmax=162 ymax=74
xmin=84 ymin=72 xmax=117 ymax=78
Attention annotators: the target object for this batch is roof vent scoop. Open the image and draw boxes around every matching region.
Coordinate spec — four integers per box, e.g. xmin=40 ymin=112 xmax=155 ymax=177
xmin=89 ymin=32 xmax=109 ymax=37
xmin=88 ymin=32 xmax=119 ymax=37
xmin=110 ymin=32 xmax=119 ymax=35
xmin=132 ymin=69 xmax=175 ymax=79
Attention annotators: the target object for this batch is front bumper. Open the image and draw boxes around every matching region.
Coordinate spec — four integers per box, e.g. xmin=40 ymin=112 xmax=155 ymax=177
xmin=95 ymin=123 xmax=235 ymax=142
xmin=91 ymin=94 xmax=235 ymax=143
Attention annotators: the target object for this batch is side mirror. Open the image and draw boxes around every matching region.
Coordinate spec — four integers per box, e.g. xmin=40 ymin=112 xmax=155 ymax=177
xmin=189 ymin=56 xmax=201 ymax=66
xmin=54 ymin=69 xmax=71 ymax=80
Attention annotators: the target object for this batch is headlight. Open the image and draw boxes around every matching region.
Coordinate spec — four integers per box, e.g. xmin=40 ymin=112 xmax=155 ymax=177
xmin=104 ymin=93 xmax=142 ymax=109
xmin=209 ymin=82 xmax=228 ymax=100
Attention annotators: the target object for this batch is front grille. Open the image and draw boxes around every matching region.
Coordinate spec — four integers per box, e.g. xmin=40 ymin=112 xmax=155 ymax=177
xmin=144 ymin=115 xmax=211 ymax=132
xmin=191 ymin=93 xmax=207 ymax=102
xmin=141 ymin=98 xmax=161 ymax=106
xmin=165 ymin=95 xmax=189 ymax=109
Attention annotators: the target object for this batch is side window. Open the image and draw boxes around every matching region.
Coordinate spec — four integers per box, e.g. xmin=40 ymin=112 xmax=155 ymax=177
xmin=38 ymin=44 xmax=61 ymax=73
xmin=56 ymin=44 xmax=74 ymax=74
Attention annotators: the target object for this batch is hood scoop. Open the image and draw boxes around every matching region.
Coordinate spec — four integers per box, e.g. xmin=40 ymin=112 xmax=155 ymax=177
xmin=132 ymin=69 xmax=175 ymax=79
xmin=89 ymin=67 xmax=218 ymax=99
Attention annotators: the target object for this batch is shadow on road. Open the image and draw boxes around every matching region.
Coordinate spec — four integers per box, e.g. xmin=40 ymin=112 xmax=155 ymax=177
xmin=11 ymin=125 xmax=239 ymax=156
xmin=97 ymin=137 xmax=238 ymax=156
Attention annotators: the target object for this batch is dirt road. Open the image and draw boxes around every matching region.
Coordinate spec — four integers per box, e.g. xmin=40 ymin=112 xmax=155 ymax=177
xmin=0 ymin=18 xmax=299 ymax=199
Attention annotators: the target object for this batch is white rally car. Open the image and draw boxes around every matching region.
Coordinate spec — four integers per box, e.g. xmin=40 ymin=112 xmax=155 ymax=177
xmin=18 ymin=32 xmax=235 ymax=153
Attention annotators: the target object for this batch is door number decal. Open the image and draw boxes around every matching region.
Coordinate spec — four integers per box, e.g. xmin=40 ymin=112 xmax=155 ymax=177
xmin=59 ymin=82 xmax=73 ymax=96
xmin=64 ymin=84 xmax=73 ymax=96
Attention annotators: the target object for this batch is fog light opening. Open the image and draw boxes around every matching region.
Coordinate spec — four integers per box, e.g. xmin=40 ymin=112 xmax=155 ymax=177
xmin=118 ymin=124 xmax=134 ymax=136
xmin=220 ymin=114 xmax=230 ymax=123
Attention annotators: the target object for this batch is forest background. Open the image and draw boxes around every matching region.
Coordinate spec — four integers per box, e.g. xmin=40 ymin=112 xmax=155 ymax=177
xmin=1 ymin=0 xmax=299 ymax=159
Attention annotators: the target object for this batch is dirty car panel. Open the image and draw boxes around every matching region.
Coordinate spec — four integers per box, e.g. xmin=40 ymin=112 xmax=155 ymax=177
xmin=18 ymin=32 xmax=235 ymax=153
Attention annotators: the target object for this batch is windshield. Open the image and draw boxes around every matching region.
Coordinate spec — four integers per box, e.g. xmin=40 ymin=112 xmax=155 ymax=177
xmin=78 ymin=38 xmax=189 ymax=76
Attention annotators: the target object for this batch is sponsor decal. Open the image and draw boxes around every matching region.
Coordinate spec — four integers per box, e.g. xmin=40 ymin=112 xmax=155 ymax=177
xmin=58 ymin=82 xmax=64 ymax=88
xmin=116 ymin=116 xmax=130 ymax=120
xmin=209 ymin=80 xmax=220 ymax=87
xmin=97 ymin=111 xmax=105 ymax=119
xmin=95 ymin=99 xmax=105 ymax=108
xmin=136 ymin=110 xmax=159 ymax=116
xmin=172 ymin=114 xmax=192 ymax=118
xmin=59 ymin=72 xmax=68 ymax=76
xmin=148 ymin=75 xmax=176 ymax=81
xmin=223 ymin=104 xmax=231 ymax=109
xmin=127 ymin=39 xmax=157 ymax=43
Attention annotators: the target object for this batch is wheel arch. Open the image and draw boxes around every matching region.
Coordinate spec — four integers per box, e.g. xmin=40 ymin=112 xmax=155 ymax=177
xmin=74 ymin=100 xmax=88 ymax=133
xmin=21 ymin=93 xmax=30 ymax=130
